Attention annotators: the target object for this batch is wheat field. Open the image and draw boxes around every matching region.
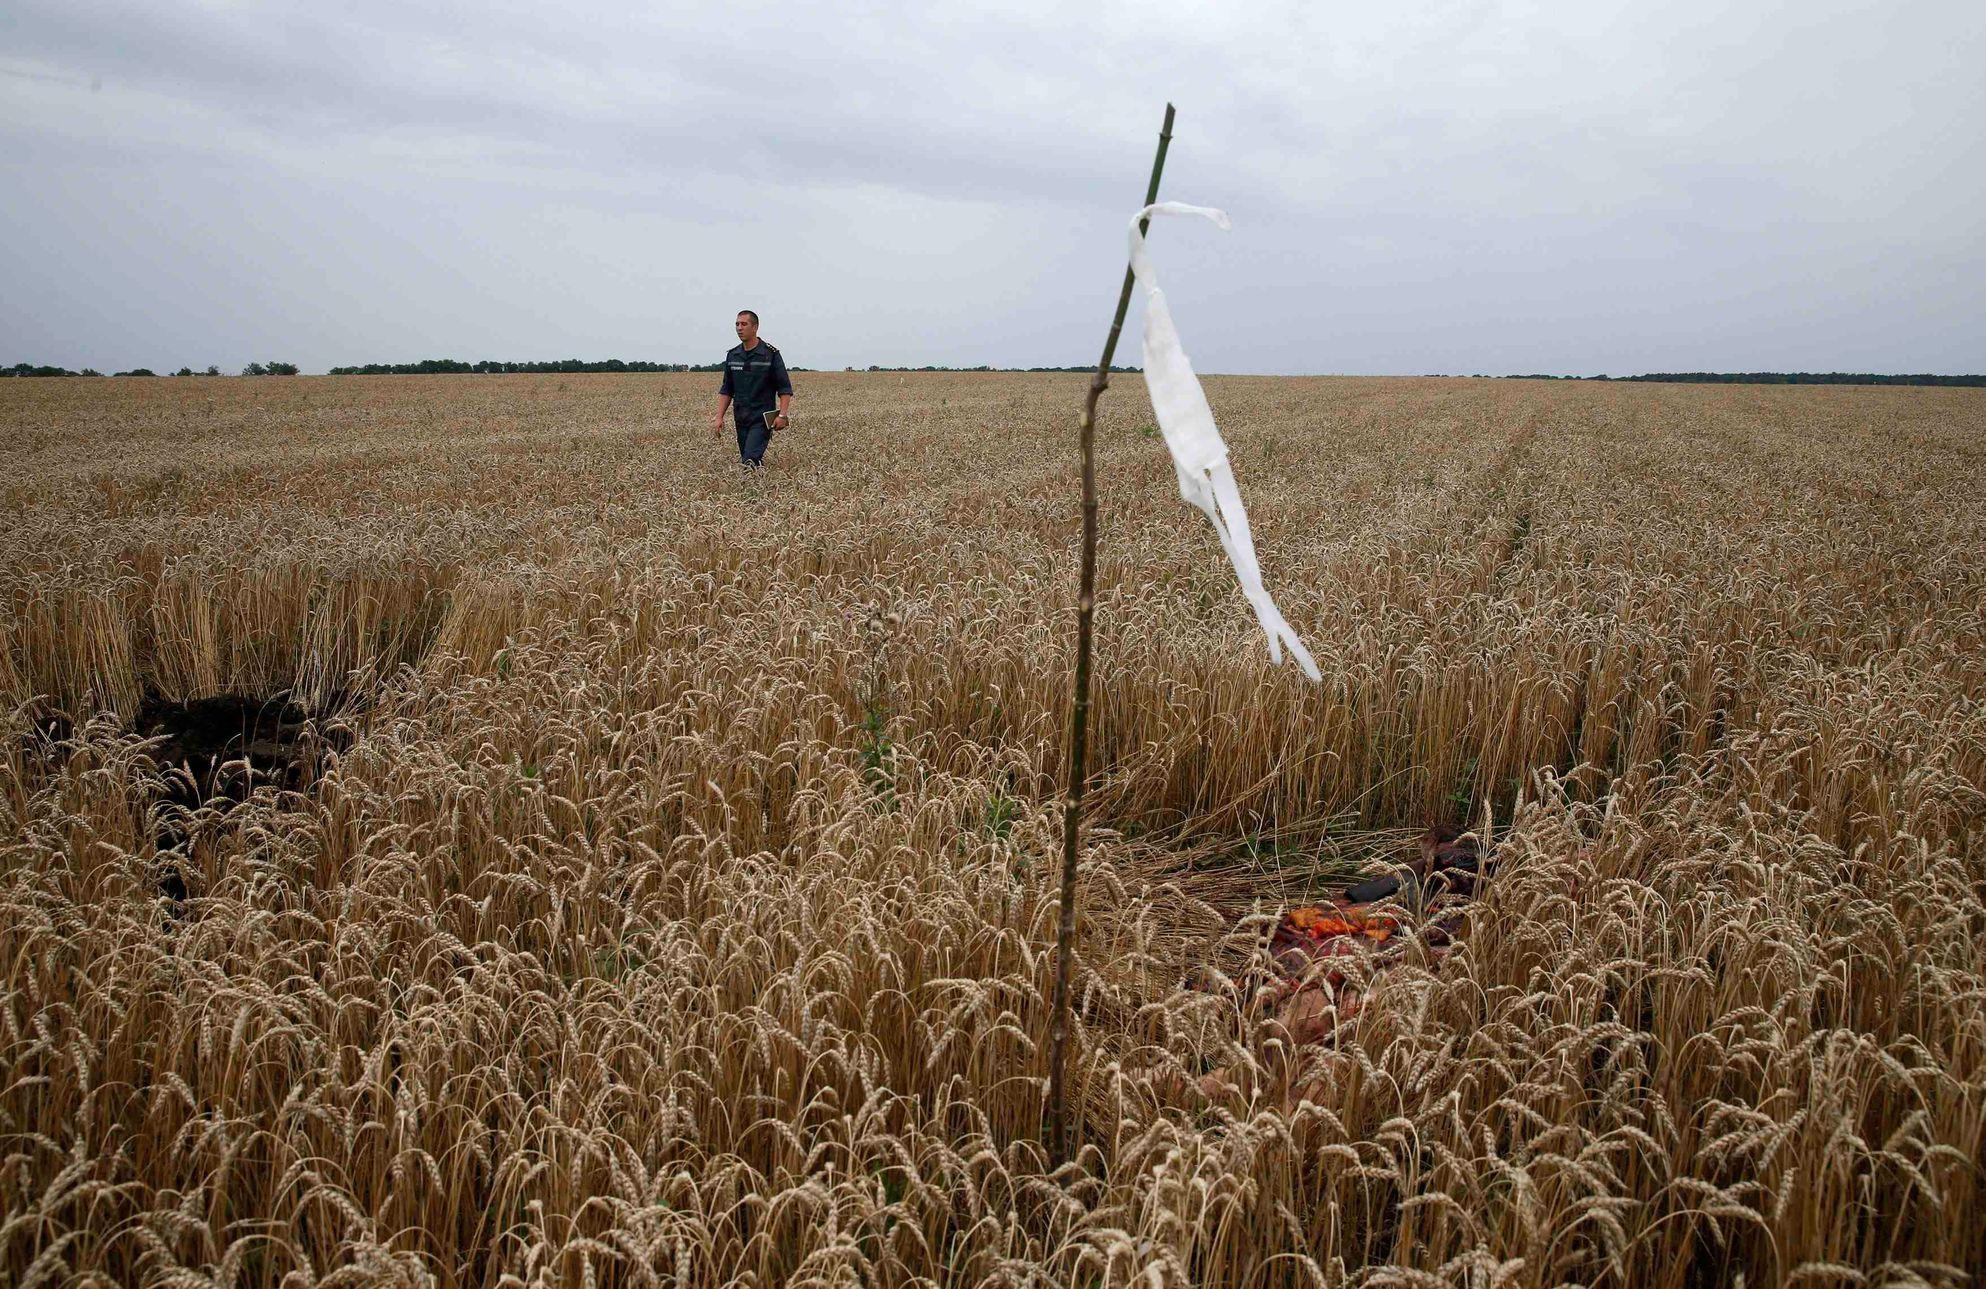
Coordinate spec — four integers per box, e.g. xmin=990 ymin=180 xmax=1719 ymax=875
xmin=2 ymin=371 xmax=1982 ymax=1286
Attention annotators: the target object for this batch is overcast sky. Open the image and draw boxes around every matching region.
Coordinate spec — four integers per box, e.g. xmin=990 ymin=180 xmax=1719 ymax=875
xmin=3 ymin=0 xmax=1982 ymax=376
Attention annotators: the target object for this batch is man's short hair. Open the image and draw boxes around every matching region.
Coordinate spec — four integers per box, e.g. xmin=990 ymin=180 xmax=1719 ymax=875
xmin=737 ymin=309 xmax=760 ymax=325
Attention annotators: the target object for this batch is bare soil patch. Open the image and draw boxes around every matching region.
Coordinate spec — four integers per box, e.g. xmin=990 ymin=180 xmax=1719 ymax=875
xmin=134 ymin=691 xmax=351 ymax=817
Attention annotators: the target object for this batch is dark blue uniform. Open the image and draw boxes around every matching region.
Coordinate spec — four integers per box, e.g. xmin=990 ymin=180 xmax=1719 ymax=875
xmin=719 ymin=341 xmax=792 ymax=466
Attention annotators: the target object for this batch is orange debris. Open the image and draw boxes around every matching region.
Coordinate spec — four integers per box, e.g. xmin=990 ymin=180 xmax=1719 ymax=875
xmin=1282 ymin=904 xmax=1395 ymax=942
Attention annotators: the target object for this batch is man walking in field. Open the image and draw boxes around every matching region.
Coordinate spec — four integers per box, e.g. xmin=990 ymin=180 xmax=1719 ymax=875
xmin=711 ymin=310 xmax=792 ymax=474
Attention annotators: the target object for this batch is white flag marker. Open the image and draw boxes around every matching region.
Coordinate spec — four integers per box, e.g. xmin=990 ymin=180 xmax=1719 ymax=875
xmin=1130 ymin=202 xmax=1321 ymax=681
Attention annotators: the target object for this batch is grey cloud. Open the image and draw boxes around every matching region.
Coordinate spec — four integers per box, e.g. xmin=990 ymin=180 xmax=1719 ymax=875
xmin=3 ymin=2 xmax=1159 ymax=208
xmin=2 ymin=0 xmax=1982 ymax=375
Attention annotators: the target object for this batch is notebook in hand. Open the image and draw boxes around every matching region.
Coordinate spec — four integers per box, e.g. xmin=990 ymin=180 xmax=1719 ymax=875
xmin=762 ymin=409 xmax=780 ymax=431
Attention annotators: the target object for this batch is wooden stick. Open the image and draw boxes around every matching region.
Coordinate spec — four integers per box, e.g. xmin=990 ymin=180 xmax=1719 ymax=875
xmin=1047 ymin=101 xmax=1175 ymax=1170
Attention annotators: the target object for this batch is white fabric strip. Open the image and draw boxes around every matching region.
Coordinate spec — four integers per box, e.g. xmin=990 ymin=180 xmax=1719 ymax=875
xmin=1129 ymin=201 xmax=1321 ymax=681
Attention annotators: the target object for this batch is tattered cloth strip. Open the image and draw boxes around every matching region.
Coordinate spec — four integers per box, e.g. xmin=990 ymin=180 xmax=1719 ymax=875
xmin=1129 ymin=201 xmax=1320 ymax=681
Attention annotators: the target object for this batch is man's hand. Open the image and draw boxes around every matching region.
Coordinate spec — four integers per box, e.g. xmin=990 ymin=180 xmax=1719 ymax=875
xmin=772 ymin=412 xmax=789 ymax=431
xmin=711 ymin=411 xmax=724 ymax=438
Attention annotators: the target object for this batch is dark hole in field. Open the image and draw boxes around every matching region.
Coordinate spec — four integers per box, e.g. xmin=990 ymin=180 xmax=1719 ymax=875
xmin=15 ymin=688 xmax=365 ymax=912
xmin=140 ymin=692 xmax=351 ymax=812
xmin=137 ymin=692 xmax=354 ymax=905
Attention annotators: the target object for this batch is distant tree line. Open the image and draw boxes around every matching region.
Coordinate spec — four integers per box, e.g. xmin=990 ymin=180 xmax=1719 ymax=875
xmin=325 ymin=360 xmax=1129 ymax=375
xmin=326 ymin=358 xmax=727 ymax=375
xmin=10 ymin=361 xmax=1976 ymax=386
xmin=3 ymin=362 xmax=295 ymax=377
xmin=1492 ymin=371 xmax=1984 ymax=387
xmin=3 ymin=364 xmax=93 ymax=377
xmin=843 ymin=364 xmax=1141 ymax=373
xmin=1621 ymin=371 xmax=1982 ymax=387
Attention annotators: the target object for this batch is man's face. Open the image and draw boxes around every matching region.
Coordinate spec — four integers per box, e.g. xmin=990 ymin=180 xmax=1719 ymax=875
xmin=735 ymin=313 xmax=758 ymax=346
